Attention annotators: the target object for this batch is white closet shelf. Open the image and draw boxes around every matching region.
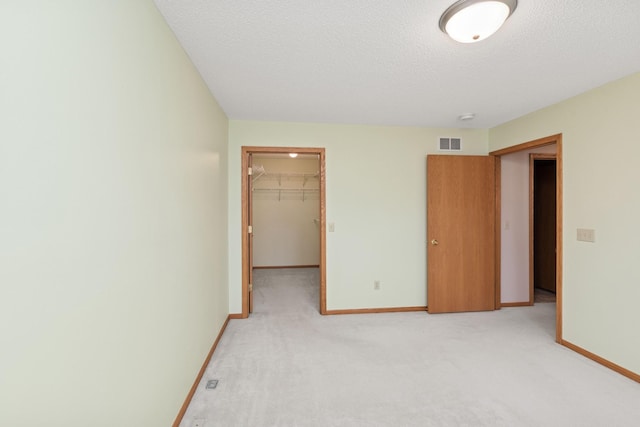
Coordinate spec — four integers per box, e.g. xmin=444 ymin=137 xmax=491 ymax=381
xmin=254 ymin=188 xmax=319 ymax=192
xmin=253 ymin=188 xmax=319 ymax=202
xmin=251 ymin=166 xmax=319 ymax=201
xmin=252 ymin=172 xmax=319 ymax=185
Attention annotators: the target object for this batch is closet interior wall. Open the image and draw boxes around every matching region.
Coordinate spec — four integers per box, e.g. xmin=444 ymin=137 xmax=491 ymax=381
xmin=252 ymin=156 xmax=320 ymax=268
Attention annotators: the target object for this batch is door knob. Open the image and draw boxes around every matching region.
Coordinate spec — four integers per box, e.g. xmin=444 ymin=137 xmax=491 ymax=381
xmin=431 ymin=239 xmax=439 ymax=246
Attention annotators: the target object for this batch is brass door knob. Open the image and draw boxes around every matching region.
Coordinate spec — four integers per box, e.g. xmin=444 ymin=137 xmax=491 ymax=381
xmin=431 ymin=239 xmax=439 ymax=246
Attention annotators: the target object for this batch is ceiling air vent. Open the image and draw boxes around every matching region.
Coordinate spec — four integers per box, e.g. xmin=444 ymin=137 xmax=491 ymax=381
xmin=439 ymin=137 xmax=462 ymax=151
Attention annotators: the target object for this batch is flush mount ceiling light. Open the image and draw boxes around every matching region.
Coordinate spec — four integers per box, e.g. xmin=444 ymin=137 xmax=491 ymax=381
xmin=439 ymin=0 xmax=517 ymax=43
xmin=289 ymin=153 xmax=298 ymax=158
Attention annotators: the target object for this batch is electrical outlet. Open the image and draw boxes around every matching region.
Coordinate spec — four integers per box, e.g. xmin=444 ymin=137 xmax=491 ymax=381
xmin=577 ymin=228 xmax=595 ymax=242
xmin=374 ymin=280 xmax=380 ymax=290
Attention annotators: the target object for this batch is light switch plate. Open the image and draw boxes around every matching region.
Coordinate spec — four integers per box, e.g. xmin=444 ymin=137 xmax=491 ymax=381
xmin=577 ymin=228 xmax=595 ymax=242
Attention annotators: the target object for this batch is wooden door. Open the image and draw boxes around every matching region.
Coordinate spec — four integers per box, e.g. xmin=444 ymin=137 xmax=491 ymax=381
xmin=427 ymin=155 xmax=496 ymax=313
xmin=532 ymin=156 xmax=557 ymax=293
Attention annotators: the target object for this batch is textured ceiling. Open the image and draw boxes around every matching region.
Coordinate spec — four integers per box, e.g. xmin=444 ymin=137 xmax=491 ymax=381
xmin=153 ymin=0 xmax=640 ymax=129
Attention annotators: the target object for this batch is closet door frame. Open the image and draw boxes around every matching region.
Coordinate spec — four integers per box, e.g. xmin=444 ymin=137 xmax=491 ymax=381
xmin=240 ymin=146 xmax=327 ymax=318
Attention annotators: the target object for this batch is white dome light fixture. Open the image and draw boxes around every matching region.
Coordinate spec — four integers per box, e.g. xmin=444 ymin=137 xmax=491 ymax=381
xmin=440 ymin=0 xmax=517 ymax=43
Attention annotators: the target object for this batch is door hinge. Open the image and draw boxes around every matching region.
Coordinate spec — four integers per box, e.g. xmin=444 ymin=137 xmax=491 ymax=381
xmin=249 ymin=283 xmax=253 ymax=292
xmin=248 ymin=167 xmax=253 ymax=176
xmin=248 ymin=225 xmax=253 ymax=234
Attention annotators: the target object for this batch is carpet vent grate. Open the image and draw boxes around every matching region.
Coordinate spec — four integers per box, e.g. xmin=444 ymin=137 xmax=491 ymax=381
xmin=206 ymin=379 xmax=219 ymax=389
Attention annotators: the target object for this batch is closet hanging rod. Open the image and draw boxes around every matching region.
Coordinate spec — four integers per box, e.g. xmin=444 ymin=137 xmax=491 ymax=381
xmin=253 ymin=172 xmax=319 ymax=180
xmin=253 ymin=188 xmax=319 ymax=192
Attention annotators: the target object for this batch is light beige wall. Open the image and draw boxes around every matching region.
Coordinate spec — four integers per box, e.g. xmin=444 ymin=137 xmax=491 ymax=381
xmin=253 ymin=157 xmax=320 ymax=266
xmin=229 ymin=121 xmax=489 ymax=312
xmin=490 ymin=72 xmax=640 ymax=375
xmin=501 ymin=144 xmax=556 ymax=303
xmin=0 ymin=2 xmax=228 ymax=426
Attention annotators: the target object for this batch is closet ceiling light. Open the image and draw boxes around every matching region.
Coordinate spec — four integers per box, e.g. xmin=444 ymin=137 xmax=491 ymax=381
xmin=289 ymin=153 xmax=298 ymax=158
xmin=439 ymin=0 xmax=517 ymax=43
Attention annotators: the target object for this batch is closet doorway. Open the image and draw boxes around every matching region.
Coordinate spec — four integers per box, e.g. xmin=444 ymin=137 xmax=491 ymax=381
xmin=530 ymin=154 xmax=557 ymax=299
xmin=490 ymin=134 xmax=563 ymax=342
xmin=241 ymin=147 xmax=326 ymax=318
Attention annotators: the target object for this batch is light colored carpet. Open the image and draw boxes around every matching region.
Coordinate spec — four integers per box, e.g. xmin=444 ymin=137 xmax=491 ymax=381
xmin=181 ymin=268 xmax=640 ymax=427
